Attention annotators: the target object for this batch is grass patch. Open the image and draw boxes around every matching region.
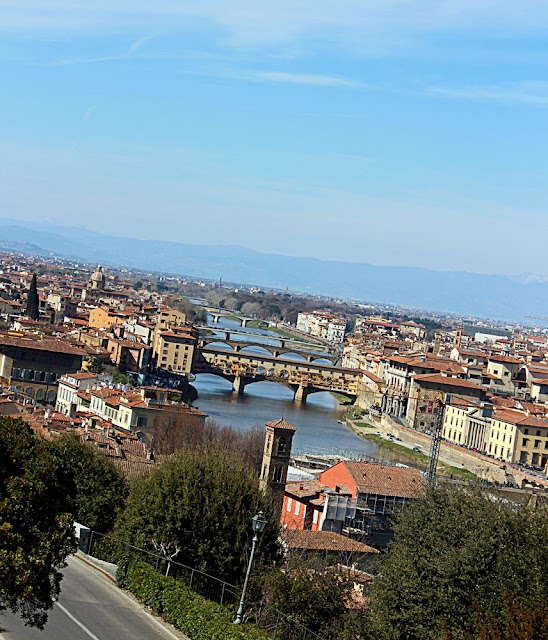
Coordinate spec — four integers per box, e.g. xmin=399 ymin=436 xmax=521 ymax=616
xmin=361 ymin=434 xmax=430 ymax=462
xmin=268 ymin=326 xmax=321 ymax=345
xmin=354 ymin=421 xmax=377 ymax=429
xmin=440 ymin=465 xmax=480 ymax=481
xmin=246 ymin=319 xmax=269 ymax=329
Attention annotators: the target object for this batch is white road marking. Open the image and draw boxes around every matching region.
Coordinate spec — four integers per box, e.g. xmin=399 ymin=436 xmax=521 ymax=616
xmin=55 ymin=602 xmax=102 ymax=640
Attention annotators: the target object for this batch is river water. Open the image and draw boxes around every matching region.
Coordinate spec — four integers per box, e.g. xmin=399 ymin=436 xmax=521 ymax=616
xmin=191 ymin=315 xmax=384 ymax=457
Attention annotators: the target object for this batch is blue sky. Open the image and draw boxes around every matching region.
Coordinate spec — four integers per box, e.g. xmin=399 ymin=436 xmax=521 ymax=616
xmin=1 ymin=2 xmax=547 ymax=275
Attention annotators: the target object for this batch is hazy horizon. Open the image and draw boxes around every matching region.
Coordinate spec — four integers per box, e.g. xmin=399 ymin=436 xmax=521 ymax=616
xmin=1 ymin=3 xmax=547 ymax=275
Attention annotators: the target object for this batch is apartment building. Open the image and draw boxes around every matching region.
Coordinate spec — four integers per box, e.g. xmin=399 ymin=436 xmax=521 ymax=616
xmin=296 ymin=310 xmax=346 ymax=344
xmin=0 ymin=332 xmax=86 ymax=403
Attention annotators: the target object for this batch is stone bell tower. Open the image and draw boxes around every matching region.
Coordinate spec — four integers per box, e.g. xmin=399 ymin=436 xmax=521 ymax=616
xmin=260 ymin=419 xmax=297 ymax=518
xmin=454 ymin=324 xmax=463 ymax=349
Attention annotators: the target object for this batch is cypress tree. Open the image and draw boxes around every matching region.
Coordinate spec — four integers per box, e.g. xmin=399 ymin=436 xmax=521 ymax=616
xmin=25 ymin=273 xmax=39 ymax=320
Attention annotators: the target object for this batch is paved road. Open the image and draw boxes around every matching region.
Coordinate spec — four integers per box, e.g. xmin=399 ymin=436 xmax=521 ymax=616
xmin=0 ymin=556 xmax=185 ymax=640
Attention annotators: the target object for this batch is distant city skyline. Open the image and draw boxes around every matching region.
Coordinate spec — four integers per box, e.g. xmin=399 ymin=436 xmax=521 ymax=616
xmin=1 ymin=2 xmax=547 ymax=275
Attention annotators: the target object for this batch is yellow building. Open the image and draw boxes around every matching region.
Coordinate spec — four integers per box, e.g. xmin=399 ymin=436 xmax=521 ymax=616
xmin=443 ymin=403 xmax=548 ymax=468
xmin=88 ymin=306 xmax=128 ymax=329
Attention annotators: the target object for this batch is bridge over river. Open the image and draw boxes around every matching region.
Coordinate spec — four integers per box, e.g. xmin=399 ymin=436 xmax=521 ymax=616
xmin=198 ymin=335 xmax=335 ymax=364
xmin=194 ymin=346 xmax=361 ymax=403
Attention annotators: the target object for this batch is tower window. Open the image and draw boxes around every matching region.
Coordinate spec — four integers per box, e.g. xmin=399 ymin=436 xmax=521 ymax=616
xmin=278 ymin=437 xmax=286 ymax=454
xmin=272 ymin=465 xmax=282 ymax=483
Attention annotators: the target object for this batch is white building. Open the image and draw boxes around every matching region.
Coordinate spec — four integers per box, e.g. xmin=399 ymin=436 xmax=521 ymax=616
xmin=296 ymin=310 xmax=346 ymax=344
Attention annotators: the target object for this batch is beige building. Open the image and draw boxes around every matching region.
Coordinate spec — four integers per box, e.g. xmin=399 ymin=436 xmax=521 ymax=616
xmin=296 ymin=310 xmax=345 ymax=344
xmin=152 ymin=325 xmax=198 ymax=374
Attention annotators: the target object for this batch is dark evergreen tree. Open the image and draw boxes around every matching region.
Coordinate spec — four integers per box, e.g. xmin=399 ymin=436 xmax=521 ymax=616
xmin=0 ymin=418 xmax=75 ymax=628
xmin=113 ymin=447 xmax=280 ymax=583
xmin=49 ymin=433 xmax=128 ymax=534
xmin=369 ymin=486 xmax=548 ymax=640
xmin=24 ymin=273 xmax=39 ymax=320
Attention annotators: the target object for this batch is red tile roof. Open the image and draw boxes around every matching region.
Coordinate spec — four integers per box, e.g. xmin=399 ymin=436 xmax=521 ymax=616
xmin=281 ymin=530 xmax=379 ymax=554
xmin=340 ymin=461 xmax=424 ymax=498
xmin=265 ymin=418 xmax=297 ymax=432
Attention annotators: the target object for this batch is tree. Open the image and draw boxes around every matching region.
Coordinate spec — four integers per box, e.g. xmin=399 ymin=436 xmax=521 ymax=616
xmin=88 ymin=355 xmax=106 ymax=374
xmin=241 ymin=302 xmax=262 ymax=317
xmin=49 ymin=433 xmax=128 ymax=534
xmin=24 ymin=273 xmax=39 ymax=320
xmin=443 ymin=597 xmax=548 ymax=640
xmin=0 ymin=418 xmax=75 ymax=628
xmin=113 ymin=447 xmax=280 ymax=583
xmin=260 ymin=555 xmax=371 ymax=639
xmin=369 ymin=485 xmax=548 ymax=640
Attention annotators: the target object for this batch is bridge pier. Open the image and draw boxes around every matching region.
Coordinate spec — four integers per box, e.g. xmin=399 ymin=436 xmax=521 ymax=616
xmin=211 ymin=314 xmax=220 ymax=323
xmin=241 ymin=319 xmax=248 ymax=327
xmin=233 ymin=376 xmax=246 ymax=395
xmin=294 ymin=386 xmax=309 ymax=404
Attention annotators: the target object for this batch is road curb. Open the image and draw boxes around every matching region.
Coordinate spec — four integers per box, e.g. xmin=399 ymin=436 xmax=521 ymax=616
xmin=74 ymin=552 xmax=117 ymax=583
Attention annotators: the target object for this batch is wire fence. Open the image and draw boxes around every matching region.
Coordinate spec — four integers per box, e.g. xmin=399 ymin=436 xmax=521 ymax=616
xmin=83 ymin=530 xmax=326 ymax=640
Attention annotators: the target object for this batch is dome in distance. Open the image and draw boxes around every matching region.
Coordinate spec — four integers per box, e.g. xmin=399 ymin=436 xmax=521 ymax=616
xmin=90 ymin=265 xmax=105 ymax=282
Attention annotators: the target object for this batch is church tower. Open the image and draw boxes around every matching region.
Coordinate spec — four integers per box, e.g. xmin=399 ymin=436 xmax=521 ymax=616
xmin=453 ymin=324 xmax=463 ymax=349
xmin=260 ymin=419 xmax=297 ymax=517
xmin=89 ymin=265 xmax=106 ymax=291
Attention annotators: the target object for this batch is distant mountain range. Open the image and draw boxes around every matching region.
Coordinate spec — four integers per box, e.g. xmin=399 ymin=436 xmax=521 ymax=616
xmin=0 ymin=220 xmax=546 ymax=323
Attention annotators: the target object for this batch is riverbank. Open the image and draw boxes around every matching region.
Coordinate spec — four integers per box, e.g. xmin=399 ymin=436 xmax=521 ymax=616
xmin=347 ymin=419 xmax=480 ymax=481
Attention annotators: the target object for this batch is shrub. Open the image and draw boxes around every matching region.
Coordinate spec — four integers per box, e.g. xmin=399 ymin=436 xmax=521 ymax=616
xmin=118 ymin=559 xmax=268 ymax=640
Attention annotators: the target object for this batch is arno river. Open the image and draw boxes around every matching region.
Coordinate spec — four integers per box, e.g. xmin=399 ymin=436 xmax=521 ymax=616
xmin=190 ymin=316 xmax=390 ymax=458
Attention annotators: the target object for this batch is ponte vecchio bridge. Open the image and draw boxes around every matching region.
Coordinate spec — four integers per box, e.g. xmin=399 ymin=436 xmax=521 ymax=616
xmin=194 ymin=346 xmax=361 ymax=403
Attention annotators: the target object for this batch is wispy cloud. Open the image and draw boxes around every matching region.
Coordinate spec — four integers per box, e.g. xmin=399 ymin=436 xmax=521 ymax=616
xmin=38 ymin=33 xmax=155 ymax=67
xmin=3 ymin=2 xmax=548 ymax=57
xmin=235 ymin=71 xmax=367 ymax=88
xmin=429 ymin=81 xmax=548 ymax=106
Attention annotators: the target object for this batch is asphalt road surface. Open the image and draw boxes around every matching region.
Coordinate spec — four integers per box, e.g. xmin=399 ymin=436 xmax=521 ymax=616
xmin=0 ymin=556 xmax=185 ymax=640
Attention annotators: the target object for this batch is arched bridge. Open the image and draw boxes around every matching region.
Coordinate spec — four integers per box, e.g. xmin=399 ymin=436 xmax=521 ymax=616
xmin=198 ymin=336 xmax=334 ymax=364
xmin=194 ymin=346 xmax=361 ymax=403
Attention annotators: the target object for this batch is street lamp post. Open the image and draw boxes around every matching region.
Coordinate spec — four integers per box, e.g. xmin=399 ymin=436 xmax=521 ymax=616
xmin=233 ymin=511 xmax=267 ymax=625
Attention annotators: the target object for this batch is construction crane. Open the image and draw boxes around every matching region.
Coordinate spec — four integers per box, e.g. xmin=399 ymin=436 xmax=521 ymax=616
xmin=425 ymin=394 xmax=449 ymax=487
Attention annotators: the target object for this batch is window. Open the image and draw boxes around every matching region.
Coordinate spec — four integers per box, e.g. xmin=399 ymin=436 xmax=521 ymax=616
xmin=278 ymin=437 xmax=286 ymax=454
xmin=524 ymin=428 xmax=529 ymax=435
xmin=272 ymin=465 xmax=282 ymax=482
xmin=295 ymin=501 xmax=300 ymax=516
xmin=534 ymin=440 xmax=541 ymax=449
xmin=287 ymin=498 xmax=292 ymax=512
xmin=522 ymin=438 xmax=529 ymax=447
xmin=313 ymin=510 xmax=319 ymax=525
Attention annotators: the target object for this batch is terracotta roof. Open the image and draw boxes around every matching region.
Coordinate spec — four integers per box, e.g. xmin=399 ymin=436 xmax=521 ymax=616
xmin=489 ymin=355 xmax=523 ymax=365
xmin=412 ymin=373 xmax=484 ymax=391
xmin=0 ymin=333 xmax=87 ymax=356
xmin=265 ymin=418 xmax=297 ymax=432
xmin=285 ymin=480 xmax=327 ymax=500
xmin=281 ymin=530 xmax=379 ymax=554
xmin=340 ymin=461 xmax=424 ymax=498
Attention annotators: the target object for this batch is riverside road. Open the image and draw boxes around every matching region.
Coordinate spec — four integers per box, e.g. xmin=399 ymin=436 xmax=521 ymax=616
xmin=0 ymin=557 xmax=185 ymax=640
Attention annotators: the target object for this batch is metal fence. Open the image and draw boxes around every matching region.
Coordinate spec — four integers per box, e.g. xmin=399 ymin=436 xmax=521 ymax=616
xmin=83 ymin=530 xmax=326 ymax=640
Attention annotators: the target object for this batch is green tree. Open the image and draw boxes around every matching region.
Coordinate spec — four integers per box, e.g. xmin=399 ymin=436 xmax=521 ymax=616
xmin=369 ymin=486 xmax=548 ymax=640
xmin=113 ymin=447 xmax=280 ymax=583
xmin=0 ymin=418 xmax=75 ymax=628
xmin=49 ymin=433 xmax=128 ymax=533
xmin=24 ymin=272 xmax=39 ymax=320
xmin=260 ymin=556 xmax=371 ymax=638
xmin=88 ymin=355 xmax=106 ymax=374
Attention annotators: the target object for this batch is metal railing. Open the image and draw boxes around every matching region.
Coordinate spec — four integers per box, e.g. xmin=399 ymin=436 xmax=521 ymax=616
xmin=83 ymin=530 xmax=326 ymax=640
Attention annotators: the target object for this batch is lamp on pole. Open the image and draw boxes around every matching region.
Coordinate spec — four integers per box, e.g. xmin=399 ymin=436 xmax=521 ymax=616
xmin=234 ymin=511 xmax=267 ymax=625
